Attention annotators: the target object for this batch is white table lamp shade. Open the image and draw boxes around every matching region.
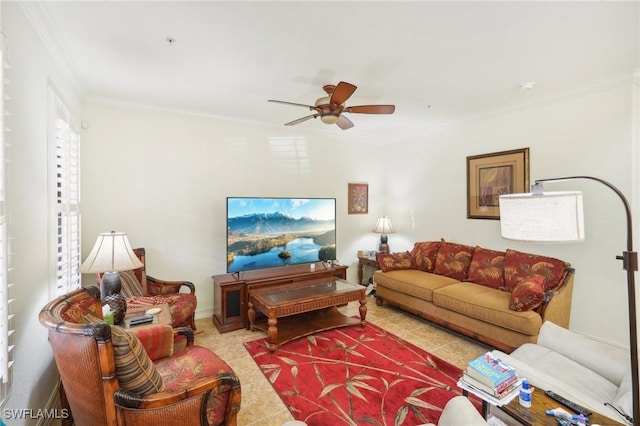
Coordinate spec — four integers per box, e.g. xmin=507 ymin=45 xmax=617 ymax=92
xmin=373 ymin=216 xmax=395 ymax=234
xmin=79 ymin=231 xmax=143 ymax=273
xmin=499 ymin=191 xmax=585 ymax=243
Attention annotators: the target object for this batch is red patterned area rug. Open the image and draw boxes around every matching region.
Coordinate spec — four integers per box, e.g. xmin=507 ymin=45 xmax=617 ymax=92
xmin=243 ymin=321 xmax=480 ymax=425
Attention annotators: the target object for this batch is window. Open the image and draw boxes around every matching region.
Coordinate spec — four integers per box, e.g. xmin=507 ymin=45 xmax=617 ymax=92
xmin=50 ymin=91 xmax=81 ymax=297
xmin=0 ymin=31 xmax=13 ymax=405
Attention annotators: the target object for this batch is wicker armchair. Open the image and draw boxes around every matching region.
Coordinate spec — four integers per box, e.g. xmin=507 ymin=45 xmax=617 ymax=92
xmin=39 ymin=287 xmax=241 ymax=426
xmin=99 ymin=247 xmax=197 ymax=330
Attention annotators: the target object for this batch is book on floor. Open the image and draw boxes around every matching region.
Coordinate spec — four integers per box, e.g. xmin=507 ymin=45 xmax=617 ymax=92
xmin=466 ymin=352 xmax=516 ymax=388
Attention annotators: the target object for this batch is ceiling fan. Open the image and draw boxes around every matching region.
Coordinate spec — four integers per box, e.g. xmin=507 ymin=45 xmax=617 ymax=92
xmin=268 ymin=81 xmax=395 ymax=130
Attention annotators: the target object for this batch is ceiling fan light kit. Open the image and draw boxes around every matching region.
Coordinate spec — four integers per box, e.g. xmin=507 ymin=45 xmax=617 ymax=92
xmin=269 ymin=81 xmax=395 ymax=130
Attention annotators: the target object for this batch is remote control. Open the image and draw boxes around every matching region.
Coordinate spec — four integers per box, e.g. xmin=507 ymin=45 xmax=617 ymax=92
xmin=129 ymin=315 xmax=153 ymax=326
xmin=544 ymin=390 xmax=592 ymax=416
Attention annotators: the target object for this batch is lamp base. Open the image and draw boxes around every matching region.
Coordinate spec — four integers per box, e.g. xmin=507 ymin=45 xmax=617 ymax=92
xmin=378 ymin=234 xmax=389 ymax=253
xmin=101 ymin=271 xmax=122 ymax=297
xmin=378 ymin=243 xmax=390 ymax=254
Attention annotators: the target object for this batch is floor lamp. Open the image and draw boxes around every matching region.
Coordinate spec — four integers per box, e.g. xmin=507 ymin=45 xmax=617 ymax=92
xmin=499 ymin=176 xmax=638 ymax=426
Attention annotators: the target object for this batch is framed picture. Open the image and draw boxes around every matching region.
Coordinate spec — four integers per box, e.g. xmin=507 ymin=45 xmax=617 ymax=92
xmin=348 ymin=183 xmax=368 ymax=214
xmin=467 ymin=148 xmax=529 ymax=219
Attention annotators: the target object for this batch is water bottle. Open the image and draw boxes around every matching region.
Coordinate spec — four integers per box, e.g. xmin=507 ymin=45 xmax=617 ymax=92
xmin=519 ymin=379 xmax=532 ymax=408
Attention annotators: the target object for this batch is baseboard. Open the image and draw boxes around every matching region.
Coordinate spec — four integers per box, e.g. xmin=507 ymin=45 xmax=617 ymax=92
xmin=37 ymin=380 xmax=62 ymax=426
xmin=195 ymin=307 xmax=213 ymax=321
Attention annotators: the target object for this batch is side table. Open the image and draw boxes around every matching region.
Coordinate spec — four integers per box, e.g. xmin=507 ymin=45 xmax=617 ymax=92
xmin=123 ymin=303 xmax=172 ymax=328
xmin=357 ymin=255 xmax=379 ymax=285
xmin=492 ymin=387 xmax=624 ymax=426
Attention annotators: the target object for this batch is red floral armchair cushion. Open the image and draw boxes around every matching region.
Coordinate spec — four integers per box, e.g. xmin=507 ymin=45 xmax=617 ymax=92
xmin=155 ymin=345 xmax=235 ymax=425
xmin=411 ymin=241 xmax=442 ymax=272
xmin=433 ymin=242 xmax=475 ymax=280
xmin=466 ymin=247 xmax=506 ymax=289
xmin=504 ymin=249 xmax=569 ymax=291
xmin=509 ymin=274 xmax=546 ymax=311
xmin=376 ymin=251 xmax=415 ymax=272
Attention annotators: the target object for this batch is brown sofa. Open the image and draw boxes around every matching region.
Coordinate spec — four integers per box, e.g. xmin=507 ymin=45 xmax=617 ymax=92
xmin=374 ymin=240 xmax=574 ymax=352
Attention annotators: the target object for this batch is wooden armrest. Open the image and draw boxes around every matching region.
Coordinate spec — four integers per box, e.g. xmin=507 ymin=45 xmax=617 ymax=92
xmin=173 ymin=326 xmax=194 ymax=346
xmin=146 ymin=275 xmax=196 ymax=295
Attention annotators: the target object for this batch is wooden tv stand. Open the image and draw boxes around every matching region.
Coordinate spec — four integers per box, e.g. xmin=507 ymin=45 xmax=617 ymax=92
xmin=212 ymin=262 xmax=348 ymax=333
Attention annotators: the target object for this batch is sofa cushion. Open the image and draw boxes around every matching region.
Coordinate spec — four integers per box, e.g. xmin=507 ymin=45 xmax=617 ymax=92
xmin=466 ymin=246 xmax=505 ymax=289
xmin=536 ymin=321 xmax=630 ymax=385
xmin=111 ymin=325 xmax=166 ymax=395
xmin=411 ymin=241 xmax=442 ymax=272
xmin=374 ymin=270 xmax=458 ymax=302
xmin=509 ymin=275 xmax=545 ymax=311
xmin=129 ymin=324 xmax=175 ymax=361
xmin=509 ymin=342 xmax=620 ymax=408
xmin=614 ymin=367 xmax=633 ymax=421
xmin=434 ymin=242 xmax=475 ymax=281
xmin=504 ymin=249 xmax=568 ymax=291
xmin=155 ymin=345 xmax=235 ymax=425
xmin=432 ymin=282 xmax=541 ymax=336
xmin=377 ymin=251 xmax=414 ymax=272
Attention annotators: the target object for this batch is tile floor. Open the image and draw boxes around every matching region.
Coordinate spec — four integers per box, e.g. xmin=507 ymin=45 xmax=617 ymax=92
xmin=196 ymin=295 xmax=490 ymax=425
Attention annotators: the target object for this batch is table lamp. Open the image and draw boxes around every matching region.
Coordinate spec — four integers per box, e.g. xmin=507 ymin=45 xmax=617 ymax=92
xmin=373 ymin=216 xmax=395 ymax=253
xmin=499 ymin=176 xmax=638 ymax=426
xmin=79 ymin=231 xmax=143 ymax=324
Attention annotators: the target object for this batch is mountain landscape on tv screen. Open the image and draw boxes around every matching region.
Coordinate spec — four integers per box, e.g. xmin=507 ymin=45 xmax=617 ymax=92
xmin=227 ymin=211 xmax=336 ymax=272
xmin=228 ymin=211 xmax=333 ymax=234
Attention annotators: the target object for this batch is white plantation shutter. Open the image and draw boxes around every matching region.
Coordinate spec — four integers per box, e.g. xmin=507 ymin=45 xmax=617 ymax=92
xmin=0 ymin=30 xmax=13 ymax=403
xmin=52 ymin=94 xmax=81 ymax=296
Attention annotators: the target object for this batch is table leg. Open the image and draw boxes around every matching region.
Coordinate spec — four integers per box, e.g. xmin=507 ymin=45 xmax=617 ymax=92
xmin=358 ymin=261 xmax=364 ymax=284
xmin=359 ymin=296 xmax=367 ymax=325
xmin=463 ymin=389 xmax=489 ymax=419
xmin=267 ymin=312 xmax=278 ymax=351
xmin=248 ymin=302 xmax=255 ymax=330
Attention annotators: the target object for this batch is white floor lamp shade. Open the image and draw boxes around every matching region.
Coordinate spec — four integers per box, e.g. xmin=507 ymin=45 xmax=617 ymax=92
xmin=499 ymin=191 xmax=585 ymax=243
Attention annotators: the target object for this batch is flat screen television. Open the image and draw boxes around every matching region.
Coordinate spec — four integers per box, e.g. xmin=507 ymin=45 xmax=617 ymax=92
xmin=226 ymin=197 xmax=336 ymax=273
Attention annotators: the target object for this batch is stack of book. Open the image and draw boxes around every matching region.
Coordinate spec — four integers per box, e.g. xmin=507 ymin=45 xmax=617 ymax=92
xmin=458 ymin=352 xmax=521 ymax=405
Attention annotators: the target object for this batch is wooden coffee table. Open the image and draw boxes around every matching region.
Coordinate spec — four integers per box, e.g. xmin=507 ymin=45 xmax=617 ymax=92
xmin=248 ymin=277 xmax=367 ymax=351
xmin=490 ymin=387 xmax=625 ymax=426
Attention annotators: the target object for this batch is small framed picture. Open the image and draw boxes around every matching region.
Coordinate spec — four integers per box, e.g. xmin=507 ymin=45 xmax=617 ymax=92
xmin=348 ymin=183 xmax=368 ymax=214
xmin=467 ymin=148 xmax=530 ymax=219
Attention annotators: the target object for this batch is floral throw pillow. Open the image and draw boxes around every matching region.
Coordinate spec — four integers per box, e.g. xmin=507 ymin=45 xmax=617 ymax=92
xmin=433 ymin=242 xmax=475 ymax=281
xmin=377 ymin=251 xmax=415 ymax=272
xmin=466 ymin=247 xmax=505 ymax=289
xmin=411 ymin=241 xmax=442 ymax=272
xmin=504 ymin=249 xmax=568 ymax=291
xmin=510 ymin=275 xmax=546 ymax=311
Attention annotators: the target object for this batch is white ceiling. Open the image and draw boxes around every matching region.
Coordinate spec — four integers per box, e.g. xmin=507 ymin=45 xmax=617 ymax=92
xmin=23 ymin=1 xmax=639 ymax=144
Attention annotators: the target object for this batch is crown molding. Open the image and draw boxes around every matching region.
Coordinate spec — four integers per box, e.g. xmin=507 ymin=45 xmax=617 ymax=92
xmin=397 ymin=71 xmax=637 ymax=143
xmin=19 ymin=2 xmax=84 ymax=94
